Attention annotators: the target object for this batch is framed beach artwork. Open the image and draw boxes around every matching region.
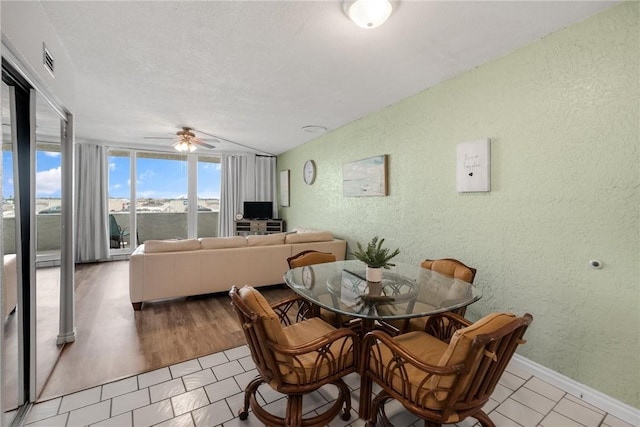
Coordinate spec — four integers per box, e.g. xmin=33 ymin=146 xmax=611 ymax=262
xmin=280 ymin=170 xmax=290 ymax=207
xmin=342 ymin=155 xmax=388 ymax=197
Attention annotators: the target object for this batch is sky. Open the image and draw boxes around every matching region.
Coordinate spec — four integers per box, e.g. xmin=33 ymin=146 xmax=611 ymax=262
xmin=109 ymin=155 xmax=221 ymax=200
xmin=2 ymin=151 xmax=221 ymax=200
xmin=2 ymin=150 xmax=62 ymax=198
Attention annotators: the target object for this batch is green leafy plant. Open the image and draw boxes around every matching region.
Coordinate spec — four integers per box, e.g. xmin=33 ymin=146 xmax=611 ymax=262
xmin=351 ymin=236 xmax=400 ymax=269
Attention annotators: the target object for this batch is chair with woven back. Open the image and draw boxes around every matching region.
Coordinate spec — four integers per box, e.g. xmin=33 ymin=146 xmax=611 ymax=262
xmin=361 ymin=311 xmax=533 ymax=427
xmin=229 ymin=285 xmax=359 ymax=427
xmin=287 ymin=250 xmax=356 ymax=329
xmin=382 ymin=258 xmax=477 ymax=335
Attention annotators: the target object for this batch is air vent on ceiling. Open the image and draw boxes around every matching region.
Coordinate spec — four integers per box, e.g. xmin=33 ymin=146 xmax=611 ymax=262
xmin=43 ymin=43 xmax=54 ymax=76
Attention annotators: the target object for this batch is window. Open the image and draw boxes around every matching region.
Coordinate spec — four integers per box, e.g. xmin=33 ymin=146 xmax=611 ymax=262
xmin=35 ymin=143 xmax=61 ymax=258
xmin=197 ymin=156 xmax=221 ymax=238
xmin=107 ymin=149 xmax=220 ymax=250
xmin=108 ymin=150 xmax=131 ymax=249
xmin=136 ymin=152 xmax=188 ymax=242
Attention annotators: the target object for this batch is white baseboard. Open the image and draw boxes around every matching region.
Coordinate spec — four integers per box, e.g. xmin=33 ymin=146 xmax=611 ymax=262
xmin=511 ymin=354 xmax=639 ymax=426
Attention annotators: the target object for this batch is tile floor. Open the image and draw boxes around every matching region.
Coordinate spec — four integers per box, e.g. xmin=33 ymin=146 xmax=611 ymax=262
xmin=21 ymin=345 xmax=633 ymax=427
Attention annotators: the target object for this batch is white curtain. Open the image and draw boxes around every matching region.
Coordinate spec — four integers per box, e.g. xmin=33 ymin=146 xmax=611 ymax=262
xmin=255 ymin=155 xmax=277 ymax=218
xmin=75 ymin=144 xmax=109 ymax=261
xmin=218 ymin=154 xmax=277 ymax=236
xmin=219 ymin=154 xmax=247 ymax=237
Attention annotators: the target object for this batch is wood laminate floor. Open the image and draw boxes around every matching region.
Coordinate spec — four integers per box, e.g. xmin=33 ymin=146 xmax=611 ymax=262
xmin=38 ymin=260 xmax=294 ymax=401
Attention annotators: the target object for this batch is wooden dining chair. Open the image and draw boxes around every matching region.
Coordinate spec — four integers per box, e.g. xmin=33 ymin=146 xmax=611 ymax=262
xmin=361 ymin=311 xmax=533 ymax=427
xmin=229 ymin=285 xmax=359 ymax=426
xmin=287 ymin=250 xmax=357 ymax=328
xmin=383 ymin=258 xmax=477 ymax=334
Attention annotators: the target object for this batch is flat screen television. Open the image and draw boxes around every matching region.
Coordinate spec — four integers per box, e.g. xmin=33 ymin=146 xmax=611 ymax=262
xmin=243 ymin=201 xmax=273 ymax=220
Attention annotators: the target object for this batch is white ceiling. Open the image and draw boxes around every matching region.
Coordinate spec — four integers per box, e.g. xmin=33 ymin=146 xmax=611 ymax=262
xmin=39 ymin=1 xmax=615 ymax=156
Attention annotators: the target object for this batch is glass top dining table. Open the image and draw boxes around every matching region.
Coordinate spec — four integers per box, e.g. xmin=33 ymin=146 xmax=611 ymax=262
xmin=283 ymin=260 xmax=482 ymax=323
xmin=284 ymin=259 xmax=482 ymax=420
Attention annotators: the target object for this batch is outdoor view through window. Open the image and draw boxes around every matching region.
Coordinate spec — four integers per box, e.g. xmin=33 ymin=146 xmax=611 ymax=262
xmin=1 ymin=148 xmax=221 ymax=254
xmin=2 ymin=146 xmax=63 ymax=256
xmin=108 ymin=151 xmax=221 ymax=248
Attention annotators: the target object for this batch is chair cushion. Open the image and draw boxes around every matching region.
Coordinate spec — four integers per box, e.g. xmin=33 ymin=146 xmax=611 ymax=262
xmin=281 ymin=317 xmax=355 ymax=384
xmin=368 ymin=331 xmax=449 ymax=410
xmin=237 ymin=286 xmax=288 ymax=347
xmin=432 ymin=312 xmax=517 ymax=397
xmin=416 ymin=271 xmax=472 ymax=306
xmin=438 ymin=312 xmax=516 ymax=366
xmin=421 ymin=259 xmax=475 ymax=283
xmin=288 ymin=251 xmax=336 ymax=268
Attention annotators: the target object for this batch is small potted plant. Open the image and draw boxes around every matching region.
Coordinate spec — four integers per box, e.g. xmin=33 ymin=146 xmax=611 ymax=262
xmin=351 ymin=236 xmax=400 ymax=283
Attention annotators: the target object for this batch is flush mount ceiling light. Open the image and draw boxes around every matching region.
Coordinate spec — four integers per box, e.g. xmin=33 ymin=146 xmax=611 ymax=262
xmin=302 ymin=125 xmax=328 ymax=133
xmin=346 ymin=0 xmax=393 ymax=29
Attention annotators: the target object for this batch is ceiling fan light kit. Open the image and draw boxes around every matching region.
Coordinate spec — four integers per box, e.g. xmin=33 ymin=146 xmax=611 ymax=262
xmin=174 ymin=137 xmax=198 ymax=152
xmin=347 ymin=0 xmax=393 ymax=29
xmin=169 ymin=127 xmax=217 ymax=152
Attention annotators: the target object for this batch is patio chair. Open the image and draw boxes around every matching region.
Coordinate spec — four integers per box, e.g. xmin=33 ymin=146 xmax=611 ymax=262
xmin=109 ymin=214 xmax=129 ymax=249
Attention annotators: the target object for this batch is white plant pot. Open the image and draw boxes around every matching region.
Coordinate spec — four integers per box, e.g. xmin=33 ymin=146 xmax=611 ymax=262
xmin=366 ymin=266 xmax=383 ymax=283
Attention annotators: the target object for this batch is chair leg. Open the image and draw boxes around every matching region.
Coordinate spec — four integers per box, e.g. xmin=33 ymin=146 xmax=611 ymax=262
xmin=366 ymin=390 xmax=393 ymax=427
xmin=238 ymin=375 xmax=262 ymax=420
xmin=243 ymin=379 xmax=350 ymax=426
xmin=335 ymin=379 xmax=352 ymax=421
xmin=286 ymin=394 xmax=303 ymax=427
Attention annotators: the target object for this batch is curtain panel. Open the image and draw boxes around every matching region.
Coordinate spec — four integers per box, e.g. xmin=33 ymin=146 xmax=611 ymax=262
xmin=75 ymin=144 xmax=109 ymax=261
xmin=218 ymin=154 xmax=277 ymax=237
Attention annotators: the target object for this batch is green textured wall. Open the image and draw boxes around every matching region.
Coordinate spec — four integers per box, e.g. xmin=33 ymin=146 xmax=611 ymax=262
xmin=277 ymin=3 xmax=639 ymax=408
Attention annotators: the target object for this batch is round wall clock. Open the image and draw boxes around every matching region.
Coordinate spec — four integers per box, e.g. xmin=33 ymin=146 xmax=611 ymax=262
xmin=235 ymin=212 xmax=244 ymax=221
xmin=303 ymin=160 xmax=316 ymax=185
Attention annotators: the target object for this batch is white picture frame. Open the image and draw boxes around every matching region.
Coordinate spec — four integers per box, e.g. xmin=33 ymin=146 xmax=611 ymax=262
xmin=456 ymin=139 xmax=491 ymax=192
xmin=342 ymin=155 xmax=388 ymax=197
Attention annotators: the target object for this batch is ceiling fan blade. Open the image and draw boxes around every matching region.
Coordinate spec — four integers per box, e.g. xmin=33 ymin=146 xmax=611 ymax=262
xmin=193 ymin=127 xmax=275 ymax=156
xmin=143 ymin=136 xmax=175 ymax=140
xmin=194 ymin=140 xmax=216 ymax=149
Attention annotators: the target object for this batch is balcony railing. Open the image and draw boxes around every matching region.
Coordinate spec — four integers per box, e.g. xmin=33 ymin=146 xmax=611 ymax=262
xmin=2 ymin=212 xmax=219 ymax=255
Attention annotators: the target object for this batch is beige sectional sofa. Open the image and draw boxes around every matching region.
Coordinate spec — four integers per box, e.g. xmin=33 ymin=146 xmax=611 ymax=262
xmin=129 ymin=231 xmax=347 ymax=310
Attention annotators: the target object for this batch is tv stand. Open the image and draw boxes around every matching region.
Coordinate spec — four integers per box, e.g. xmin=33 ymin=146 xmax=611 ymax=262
xmin=235 ymin=219 xmax=285 ymax=236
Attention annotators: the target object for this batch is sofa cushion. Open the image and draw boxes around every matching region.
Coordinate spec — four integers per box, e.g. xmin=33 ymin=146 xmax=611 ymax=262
xmin=285 ymin=231 xmax=333 ymax=244
xmin=200 ymin=236 xmax=247 ymax=250
xmin=291 ymin=227 xmax=323 ymax=233
xmin=144 ymin=239 xmax=201 ymax=253
xmin=247 ymin=233 xmax=286 ymax=247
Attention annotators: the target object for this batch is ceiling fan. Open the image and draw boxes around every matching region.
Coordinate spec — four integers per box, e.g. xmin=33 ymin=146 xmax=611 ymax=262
xmin=144 ymin=127 xmax=217 ymax=152
xmin=144 ymin=126 xmax=276 ymax=156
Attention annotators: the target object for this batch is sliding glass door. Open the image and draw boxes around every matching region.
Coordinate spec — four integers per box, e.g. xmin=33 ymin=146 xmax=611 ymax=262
xmin=1 ymin=77 xmax=21 ymax=427
xmin=33 ymin=92 xmax=64 ymax=401
xmin=1 ymin=60 xmax=72 ymax=424
xmin=107 ymin=149 xmax=221 ymax=250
